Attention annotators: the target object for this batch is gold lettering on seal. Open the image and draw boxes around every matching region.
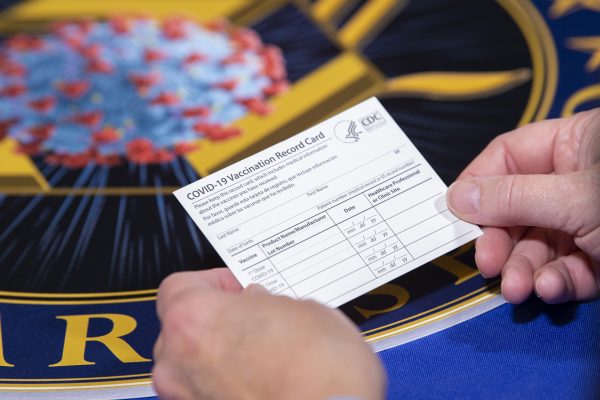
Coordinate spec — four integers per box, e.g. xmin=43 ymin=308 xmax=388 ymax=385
xmin=49 ymin=314 xmax=151 ymax=367
xmin=0 ymin=318 xmax=14 ymax=367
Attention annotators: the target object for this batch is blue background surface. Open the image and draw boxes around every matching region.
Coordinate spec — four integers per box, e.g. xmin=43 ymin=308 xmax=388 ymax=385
xmin=381 ymin=298 xmax=600 ymax=399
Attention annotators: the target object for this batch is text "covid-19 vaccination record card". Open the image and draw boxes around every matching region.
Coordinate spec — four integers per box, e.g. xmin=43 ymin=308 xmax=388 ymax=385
xmin=174 ymin=97 xmax=482 ymax=307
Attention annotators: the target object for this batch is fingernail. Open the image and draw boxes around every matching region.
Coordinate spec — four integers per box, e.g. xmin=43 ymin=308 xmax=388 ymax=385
xmin=448 ymin=180 xmax=480 ymax=215
xmin=244 ymin=284 xmax=269 ymax=294
xmin=534 ymin=283 xmax=542 ymax=299
xmin=473 ymin=251 xmax=489 ymax=278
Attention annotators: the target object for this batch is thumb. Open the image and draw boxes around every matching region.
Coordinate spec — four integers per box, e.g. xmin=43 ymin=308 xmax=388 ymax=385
xmin=446 ymin=171 xmax=596 ymax=234
xmin=243 ymin=284 xmax=270 ymax=295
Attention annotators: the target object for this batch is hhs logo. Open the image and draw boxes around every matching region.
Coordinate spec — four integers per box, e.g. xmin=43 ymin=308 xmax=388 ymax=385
xmin=334 ymin=120 xmax=363 ymax=143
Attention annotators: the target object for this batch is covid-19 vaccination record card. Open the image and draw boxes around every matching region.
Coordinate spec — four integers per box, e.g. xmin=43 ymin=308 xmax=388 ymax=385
xmin=174 ymin=97 xmax=482 ymax=308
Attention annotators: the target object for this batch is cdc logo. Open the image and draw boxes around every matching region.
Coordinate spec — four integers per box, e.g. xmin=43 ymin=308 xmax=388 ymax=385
xmin=360 ymin=111 xmax=386 ymax=131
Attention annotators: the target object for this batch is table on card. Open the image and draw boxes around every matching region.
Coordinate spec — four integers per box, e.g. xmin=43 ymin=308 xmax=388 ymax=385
xmin=230 ymin=164 xmax=474 ymax=305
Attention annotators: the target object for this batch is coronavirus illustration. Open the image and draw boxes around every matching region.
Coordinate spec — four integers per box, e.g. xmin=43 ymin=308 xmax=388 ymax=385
xmin=0 ymin=17 xmax=289 ymax=168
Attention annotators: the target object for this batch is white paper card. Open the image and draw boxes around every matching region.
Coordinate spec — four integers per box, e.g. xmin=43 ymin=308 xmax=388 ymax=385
xmin=174 ymin=97 xmax=482 ymax=307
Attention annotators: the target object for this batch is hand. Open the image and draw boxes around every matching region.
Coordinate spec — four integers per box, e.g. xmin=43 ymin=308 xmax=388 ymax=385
xmin=446 ymin=109 xmax=600 ymax=304
xmin=153 ymin=268 xmax=386 ymax=400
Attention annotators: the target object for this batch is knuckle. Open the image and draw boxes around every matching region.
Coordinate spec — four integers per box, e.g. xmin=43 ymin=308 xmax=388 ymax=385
xmin=161 ymin=299 xmax=199 ymax=349
xmin=157 ymin=272 xmax=186 ymax=305
xmin=567 ymin=107 xmax=598 ymax=136
xmin=486 ymin=134 xmax=505 ymax=150
xmin=491 ymin=133 xmax=520 ymax=173
xmin=555 ymin=111 xmax=594 ymax=169
xmin=162 ymin=294 xmax=198 ymax=328
xmin=160 ymin=292 xmax=220 ymax=357
xmin=494 ymin=175 xmax=522 ymax=221
xmin=583 ymin=166 xmax=600 ymax=201
xmin=573 ymin=169 xmax=600 ymax=236
xmin=489 ymin=132 xmax=511 ymax=147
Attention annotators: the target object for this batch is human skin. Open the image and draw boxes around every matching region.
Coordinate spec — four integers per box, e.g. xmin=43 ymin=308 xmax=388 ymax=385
xmin=446 ymin=108 xmax=600 ymax=304
xmin=152 ymin=268 xmax=386 ymax=400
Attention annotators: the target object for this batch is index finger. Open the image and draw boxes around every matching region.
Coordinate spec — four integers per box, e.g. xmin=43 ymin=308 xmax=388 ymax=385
xmin=457 ymin=117 xmax=562 ymax=180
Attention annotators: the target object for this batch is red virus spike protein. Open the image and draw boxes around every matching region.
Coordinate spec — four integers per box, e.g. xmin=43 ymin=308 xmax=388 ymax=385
xmin=87 ymin=59 xmax=114 ymax=74
xmin=211 ymin=126 xmax=241 ymax=141
xmin=29 ymin=124 xmax=55 ymax=140
xmin=204 ymin=19 xmax=230 ymax=32
xmin=232 ymin=28 xmax=262 ymax=50
xmin=7 ymin=35 xmax=45 ymax=52
xmin=0 ymin=61 xmax=26 ymax=77
xmin=0 ymin=119 xmax=18 ymax=140
xmin=69 ymin=111 xmax=104 ymax=127
xmin=126 ymin=138 xmax=155 ymax=164
xmin=214 ymin=79 xmax=238 ymax=91
xmin=110 ymin=17 xmax=133 ymax=34
xmin=58 ymin=81 xmax=90 ymax=98
xmin=129 ymin=72 xmax=162 ymax=90
xmin=151 ymin=92 xmax=180 ymax=106
xmin=162 ymin=18 xmax=188 ymax=40
xmin=194 ymin=123 xmax=241 ymax=141
xmin=240 ymin=98 xmax=273 ymax=116
xmin=263 ymin=81 xmax=289 ymax=97
xmin=63 ymin=35 xmax=85 ymax=51
xmin=79 ymin=44 xmax=102 ymax=60
xmin=92 ymin=127 xmax=120 ymax=144
xmin=262 ymin=46 xmax=287 ymax=80
xmin=44 ymin=153 xmax=64 ymax=166
xmin=193 ymin=122 xmax=218 ymax=136
xmin=154 ymin=149 xmax=175 ymax=163
xmin=17 ymin=141 xmax=42 ymax=155
xmin=28 ymin=97 xmax=57 ymax=113
xmin=183 ymin=53 xmax=206 ymax=65
xmin=75 ymin=19 xmax=95 ymax=35
xmin=173 ymin=141 xmax=199 ymax=155
xmin=144 ymin=49 xmax=167 ymax=63
xmin=222 ymin=52 xmax=246 ymax=65
xmin=95 ymin=153 xmax=122 ymax=166
xmin=0 ymin=84 xmax=27 ymax=97
xmin=62 ymin=151 xmax=94 ymax=169
xmin=0 ymin=18 xmax=290 ymax=168
xmin=182 ymin=106 xmax=211 ymax=118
